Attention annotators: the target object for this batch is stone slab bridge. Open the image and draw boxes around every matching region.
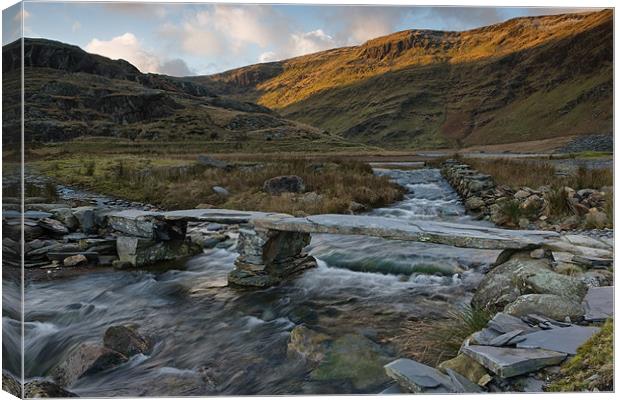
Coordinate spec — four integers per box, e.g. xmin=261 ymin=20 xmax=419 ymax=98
xmin=107 ymin=208 xmax=561 ymax=288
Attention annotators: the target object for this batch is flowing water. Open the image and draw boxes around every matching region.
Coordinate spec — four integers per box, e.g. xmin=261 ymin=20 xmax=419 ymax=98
xmin=4 ymin=167 xmax=501 ymax=396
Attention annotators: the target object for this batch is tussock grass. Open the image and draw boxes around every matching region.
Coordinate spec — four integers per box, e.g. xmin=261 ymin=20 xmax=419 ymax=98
xmin=34 ymin=156 xmax=405 ymax=214
xmin=394 ymin=306 xmax=492 ymax=367
xmin=467 ymin=158 xmax=612 ymax=190
xmin=544 ymin=186 xmax=574 ymax=219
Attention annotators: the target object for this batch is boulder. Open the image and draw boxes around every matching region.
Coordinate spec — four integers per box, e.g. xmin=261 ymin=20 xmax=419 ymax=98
xmin=471 ymin=253 xmax=586 ymax=312
xmin=471 ymin=255 xmax=542 ymax=311
xmin=503 ymin=294 xmax=585 ymax=321
xmin=465 ymin=197 xmax=485 ymax=211
xmin=72 ymin=206 xmax=96 ymax=233
xmin=24 ymin=380 xmax=77 ymax=398
xmin=63 ymin=254 xmax=88 ymax=267
xmin=585 ymin=208 xmax=608 ymax=228
xmin=461 ymin=345 xmax=566 ymax=379
xmin=51 ymin=343 xmax=128 ymax=386
xmin=263 ymin=175 xmax=305 ymax=195
xmin=103 ymin=325 xmax=153 ymax=357
xmin=212 ymin=186 xmax=230 ymax=198
xmin=50 ymin=208 xmax=79 ymax=230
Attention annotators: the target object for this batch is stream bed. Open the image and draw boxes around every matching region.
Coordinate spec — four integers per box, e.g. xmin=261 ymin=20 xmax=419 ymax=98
xmin=4 ymin=167 xmax=501 ymax=396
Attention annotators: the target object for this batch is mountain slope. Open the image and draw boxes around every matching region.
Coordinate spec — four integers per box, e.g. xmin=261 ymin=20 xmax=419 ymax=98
xmin=193 ymin=10 xmax=612 ymax=148
xmin=2 ymin=38 xmax=330 ymax=147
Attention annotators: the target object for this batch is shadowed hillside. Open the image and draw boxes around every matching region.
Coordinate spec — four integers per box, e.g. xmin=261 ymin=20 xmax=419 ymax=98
xmin=2 ymin=38 xmax=339 ymax=150
xmin=193 ymin=10 xmax=612 ymax=149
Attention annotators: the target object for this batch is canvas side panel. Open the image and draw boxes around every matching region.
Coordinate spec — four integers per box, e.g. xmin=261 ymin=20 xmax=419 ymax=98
xmin=2 ymin=1 xmax=25 ymax=398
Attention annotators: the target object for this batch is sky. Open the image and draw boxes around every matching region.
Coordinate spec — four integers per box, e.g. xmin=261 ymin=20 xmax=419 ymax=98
xmin=2 ymin=1 xmax=602 ymax=76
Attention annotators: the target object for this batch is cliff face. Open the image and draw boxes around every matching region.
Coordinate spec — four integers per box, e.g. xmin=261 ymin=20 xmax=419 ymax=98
xmin=193 ymin=10 xmax=613 ymax=148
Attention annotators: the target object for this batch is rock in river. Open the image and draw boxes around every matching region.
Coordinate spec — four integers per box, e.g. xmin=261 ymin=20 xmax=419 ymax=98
xmin=103 ymin=325 xmax=153 ymax=357
xmin=310 ymin=333 xmax=392 ymax=391
xmin=24 ymin=380 xmax=77 ymax=398
xmin=51 ymin=343 xmax=128 ymax=387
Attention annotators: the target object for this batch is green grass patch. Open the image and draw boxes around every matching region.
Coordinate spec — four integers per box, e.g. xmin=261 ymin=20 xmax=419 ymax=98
xmin=546 ymin=319 xmax=613 ymax=392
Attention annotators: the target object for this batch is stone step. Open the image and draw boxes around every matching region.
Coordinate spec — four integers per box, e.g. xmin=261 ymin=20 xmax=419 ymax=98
xmin=461 ymin=345 xmax=566 ymax=378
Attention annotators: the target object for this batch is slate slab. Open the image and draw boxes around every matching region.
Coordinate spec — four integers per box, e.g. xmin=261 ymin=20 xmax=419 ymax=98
xmin=384 ymin=358 xmax=455 ymax=393
xmin=461 ymin=345 xmax=566 ymax=378
xmin=255 ymin=214 xmax=558 ymax=250
xmin=582 ymin=286 xmax=614 ymax=322
xmin=516 ymin=325 xmax=600 ymax=355
xmin=379 ymin=383 xmax=404 ymax=394
xmin=489 ymin=329 xmax=524 ymax=347
xmin=487 ymin=313 xmax=539 ymax=334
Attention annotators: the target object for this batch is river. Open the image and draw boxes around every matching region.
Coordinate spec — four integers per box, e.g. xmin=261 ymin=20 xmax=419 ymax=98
xmin=4 ymin=167 xmax=501 ymax=396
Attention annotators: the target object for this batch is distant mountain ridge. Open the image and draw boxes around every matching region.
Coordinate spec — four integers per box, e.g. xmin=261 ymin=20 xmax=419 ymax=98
xmin=2 ymin=9 xmax=613 ymax=150
xmin=192 ymin=9 xmax=613 ymax=148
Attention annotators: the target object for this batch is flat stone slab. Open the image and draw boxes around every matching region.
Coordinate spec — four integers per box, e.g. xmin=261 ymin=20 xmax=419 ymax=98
xmin=561 ymin=234 xmax=613 ymax=251
xmin=461 ymin=345 xmax=566 ymax=378
xmin=487 ymin=313 xmax=540 ymax=335
xmin=3 ymin=210 xmax=53 ymax=219
xmin=489 ymin=329 xmax=524 ymax=347
xmin=254 ymin=214 xmax=558 ymax=250
xmin=106 ymin=209 xmax=290 ymax=225
xmin=544 ymin=240 xmax=613 ymax=260
xmin=384 ymin=358 xmax=455 ymax=393
xmin=582 ymin=286 xmax=614 ymax=322
xmin=516 ymin=326 xmax=600 ymax=355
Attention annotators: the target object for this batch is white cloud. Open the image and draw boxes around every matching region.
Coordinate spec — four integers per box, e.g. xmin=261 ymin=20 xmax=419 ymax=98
xmin=259 ymin=51 xmax=277 ymax=63
xmin=289 ymin=29 xmax=336 ymax=57
xmin=158 ymin=5 xmax=290 ymax=59
xmin=84 ymin=32 xmax=192 ymax=76
xmin=71 ymin=21 xmax=81 ymax=32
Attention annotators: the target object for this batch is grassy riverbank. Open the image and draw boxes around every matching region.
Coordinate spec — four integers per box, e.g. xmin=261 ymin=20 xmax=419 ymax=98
xmin=30 ymin=155 xmax=405 ymax=214
xmin=464 ymin=158 xmax=613 ymax=190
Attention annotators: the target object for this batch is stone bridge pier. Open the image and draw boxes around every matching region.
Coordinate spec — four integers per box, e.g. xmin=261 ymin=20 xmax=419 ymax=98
xmin=228 ymin=227 xmax=317 ymax=287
